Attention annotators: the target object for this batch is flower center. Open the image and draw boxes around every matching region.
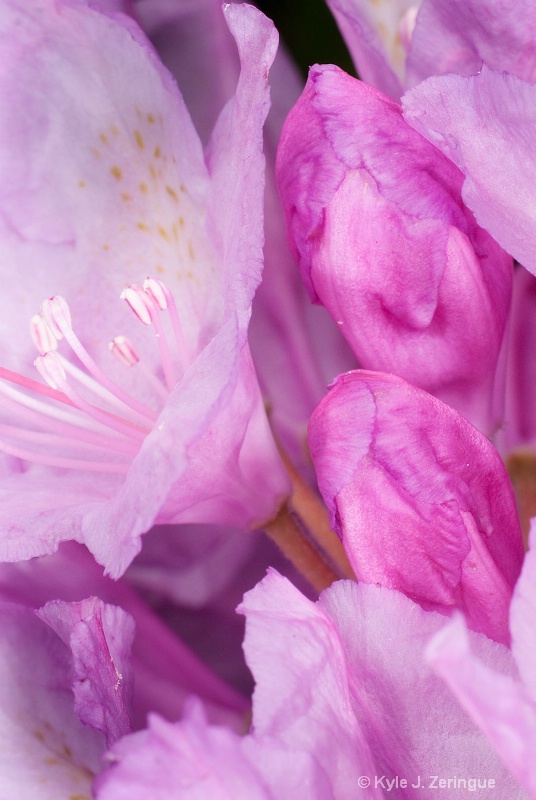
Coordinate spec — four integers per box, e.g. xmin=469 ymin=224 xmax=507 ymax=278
xmin=0 ymin=277 xmax=186 ymax=473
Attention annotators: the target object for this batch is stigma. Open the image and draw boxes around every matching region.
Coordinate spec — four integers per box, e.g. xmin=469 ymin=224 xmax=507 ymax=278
xmin=0 ymin=278 xmax=187 ymax=473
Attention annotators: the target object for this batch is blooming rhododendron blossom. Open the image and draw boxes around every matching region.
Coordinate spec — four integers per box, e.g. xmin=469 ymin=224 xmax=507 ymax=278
xmin=0 ymin=0 xmax=290 ymax=577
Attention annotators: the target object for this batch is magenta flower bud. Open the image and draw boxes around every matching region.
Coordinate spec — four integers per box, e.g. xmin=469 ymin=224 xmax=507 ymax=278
xmin=308 ymin=370 xmax=524 ymax=645
xmin=277 ymin=65 xmax=513 ymax=433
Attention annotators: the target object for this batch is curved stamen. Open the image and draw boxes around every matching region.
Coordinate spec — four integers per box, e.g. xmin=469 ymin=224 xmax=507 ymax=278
xmin=0 ymin=392 xmax=139 ymax=456
xmin=122 ymin=285 xmax=178 ymax=390
xmin=0 ymin=438 xmax=129 ymax=473
xmin=1 ymin=277 xmax=187 ymax=473
xmin=144 ymin=276 xmax=189 ymax=373
xmin=35 ymin=353 xmax=148 ymax=442
xmin=0 ymin=423 xmax=136 ymax=458
xmin=42 ymin=296 xmax=158 ymax=423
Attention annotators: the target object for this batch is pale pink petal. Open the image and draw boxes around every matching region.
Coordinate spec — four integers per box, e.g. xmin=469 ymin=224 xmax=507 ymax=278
xmin=309 ymin=370 xmax=524 ymax=644
xmin=95 ymin=701 xmax=271 ymax=800
xmin=428 ymin=615 xmax=536 ymax=796
xmin=403 ymin=67 xmax=536 ymax=276
xmin=322 ymin=580 xmax=526 ymax=798
xmin=0 ymin=0 xmax=289 ymax=574
xmin=239 ymin=571 xmax=382 ymax=799
xmin=408 ymin=0 xmax=536 ymax=87
xmin=96 ymin=572 xmax=382 ymax=799
xmin=509 ymin=523 xmax=536 ymax=701
xmin=206 ymin=4 xmax=278 ymax=321
xmin=325 ymin=0 xmax=419 ymax=98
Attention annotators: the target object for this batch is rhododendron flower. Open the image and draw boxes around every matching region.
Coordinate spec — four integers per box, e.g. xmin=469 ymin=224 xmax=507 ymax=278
xmin=308 ymin=370 xmax=524 ymax=645
xmin=0 ymin=0 xmax=290 ymax=577
xmin=93 ymin=570 xmax=526 ymax=798
xmin=277 ymin=65 xmax=512 ymax=432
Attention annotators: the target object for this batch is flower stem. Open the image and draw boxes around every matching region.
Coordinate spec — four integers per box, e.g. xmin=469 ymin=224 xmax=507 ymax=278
xmin=278 ymin=446 xmax=356 ymax=580
xmin=507 ymin=449 xmax=536 ymax=549
xmin=263 ymin=505 xmax=339 ymax=593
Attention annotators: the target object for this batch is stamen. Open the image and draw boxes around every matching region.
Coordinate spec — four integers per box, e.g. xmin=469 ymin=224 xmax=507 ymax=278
xmin=1 ymin=277 xmax=189 ymax=474
xmin=144 ymin=276 xmax=189 ymax=372
xmin=34 ymin=350 xmax=67 ymax=391
xmin=122 ymin=284 xmax=178 ymax=391
xmin=0 ymin=369 xmax=130 ymax=438
xmin=41 ymin=295 xmax=71 ymax=340
xmin=0 ymin=423 xmax=137 ymax=458
xmin=35 ymin=353 xmax=148 ymax=442
xmin=109 ymin=336 xmax=140 ymax=367
xmin=0 ymin=377 xmax=139 ymax=456
xmin=120 ymin=286 xmax=153 ymax=325
xmin=0 ymin=438 xmax=129 ymax=473
xmin=143 ymin=277 xmax=168 ymax=310
xmin=41 ymin=296 xmax=158 ymax=423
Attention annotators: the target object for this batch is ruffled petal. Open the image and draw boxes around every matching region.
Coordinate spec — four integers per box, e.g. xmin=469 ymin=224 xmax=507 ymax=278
xmin=0 ymin=541 xmax=249 ymax=728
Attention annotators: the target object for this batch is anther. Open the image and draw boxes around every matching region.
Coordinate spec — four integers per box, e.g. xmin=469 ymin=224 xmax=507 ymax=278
xmin=109 ymin=336 xmax=140 ymax=367
xmin=41 ymin=296 xmax=72 ymax=340
xmin=34 ymin=352 xmax=67 ymax=391
xmin=120 ymin=286 xmax=154 ymax=325
xmin=143 ymin=277 xmax=168 ymax=310
xmin=30 ymin=314 xmax=58 ymax=354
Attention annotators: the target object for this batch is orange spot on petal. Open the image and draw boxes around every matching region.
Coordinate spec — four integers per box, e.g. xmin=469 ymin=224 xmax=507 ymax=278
xmin=165 ymin=185 xmax=179 ymax=202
